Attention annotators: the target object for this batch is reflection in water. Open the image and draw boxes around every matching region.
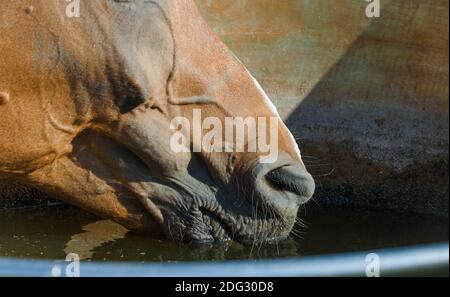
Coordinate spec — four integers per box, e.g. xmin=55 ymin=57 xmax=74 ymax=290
xmin=64 ymin=220 xmax=129 ymax=260
xmin=0 ymin=205 xmax=447 ymax=262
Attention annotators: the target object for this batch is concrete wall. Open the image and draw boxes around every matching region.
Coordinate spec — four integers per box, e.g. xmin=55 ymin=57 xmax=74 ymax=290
xmin=196 ymin=0 xmax=449 ymax=215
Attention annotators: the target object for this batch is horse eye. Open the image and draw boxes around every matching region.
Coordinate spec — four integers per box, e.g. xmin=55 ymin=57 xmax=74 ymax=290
xmin=116 ymin=95 xmax=146 ymax=114
xmin=108 ymin=73 xmax=147 ymax=114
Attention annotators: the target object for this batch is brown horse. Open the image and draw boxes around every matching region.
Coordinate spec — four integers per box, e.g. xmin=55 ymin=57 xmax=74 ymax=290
xmin=0 ymin=0 xmax=314 ymax=243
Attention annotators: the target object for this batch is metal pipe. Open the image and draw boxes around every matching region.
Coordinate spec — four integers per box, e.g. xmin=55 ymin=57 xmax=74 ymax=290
xmin=0 ymin=242 xmax=447 ymax=277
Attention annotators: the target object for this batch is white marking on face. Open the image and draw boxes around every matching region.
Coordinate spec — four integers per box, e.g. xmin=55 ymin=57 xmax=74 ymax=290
xmin=232 ymin=52 xmax=302 ymax=160
xmin=246 ymin=69 xmax=303 ymax=160
xmin=250 ymin=75 xmax=281 ymax=116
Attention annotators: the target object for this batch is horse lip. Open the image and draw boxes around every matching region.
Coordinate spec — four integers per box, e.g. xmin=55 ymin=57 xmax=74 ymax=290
xmin=195 ymin=205 xmax=291 ymax=245
xmin=197 ymin=207 xmax=233 ymax=242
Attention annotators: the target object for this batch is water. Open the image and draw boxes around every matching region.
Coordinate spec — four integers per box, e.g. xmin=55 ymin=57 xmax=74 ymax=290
xmin=0 ymin=205 xmax=447 ymax=262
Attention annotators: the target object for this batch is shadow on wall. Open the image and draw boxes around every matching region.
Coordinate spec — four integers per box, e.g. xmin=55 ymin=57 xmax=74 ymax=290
xmin=285 ymin=0 xmax=449 ymax=216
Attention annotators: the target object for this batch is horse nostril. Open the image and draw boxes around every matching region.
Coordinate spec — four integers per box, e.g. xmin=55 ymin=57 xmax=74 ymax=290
xmin=249 ymin=153 xmax=316 ymax=215
xmin=266 ymin=165 xmax=315 ymax=204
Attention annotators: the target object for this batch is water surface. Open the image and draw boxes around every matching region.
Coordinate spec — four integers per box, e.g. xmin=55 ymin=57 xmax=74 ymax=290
xmin=0 ymin=205 xmax=447 ymax=262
